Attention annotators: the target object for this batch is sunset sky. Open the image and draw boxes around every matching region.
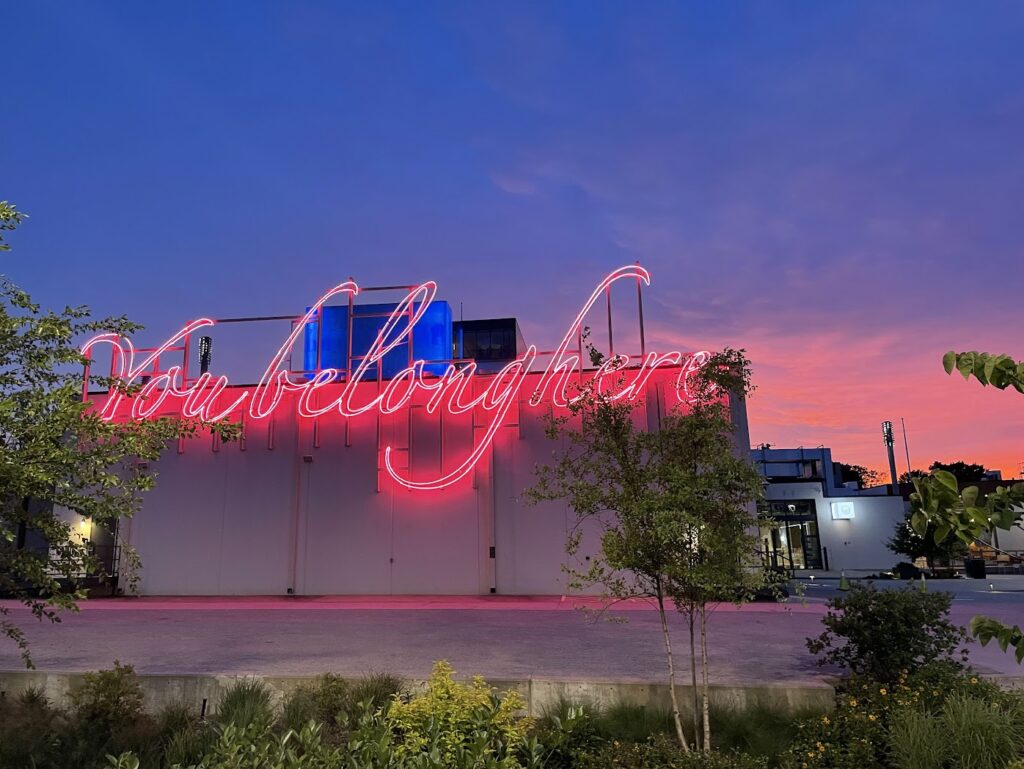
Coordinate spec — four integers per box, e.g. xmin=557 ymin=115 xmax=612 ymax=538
xmin=5 ymin=3 xmax=1024 ymax=478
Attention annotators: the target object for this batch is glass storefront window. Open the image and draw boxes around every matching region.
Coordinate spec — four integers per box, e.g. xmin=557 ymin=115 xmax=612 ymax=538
xmin=758 ymin=500 xmax=823 ymax=570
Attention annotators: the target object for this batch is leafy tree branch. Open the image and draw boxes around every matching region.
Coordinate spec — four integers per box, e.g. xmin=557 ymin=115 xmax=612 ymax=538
xmin=910 ymin=348 xmax=1024 ymax=663
xmin=943 ymin=350 xmax=1024 ymax=393
xmin=0 ymin=205 xmax=237 ymax=666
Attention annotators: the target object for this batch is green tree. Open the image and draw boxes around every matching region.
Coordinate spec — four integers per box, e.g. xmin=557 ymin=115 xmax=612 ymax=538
xmin=526 ymin=346 xmax=765 ymax=753
xmin=834 ymin=462 xmax=883 ymax=488
xmin=905 ymin=349 xmax=1024 ymax=662
xmin=0 ymin=200 xmax=26 ymax=251
xmin=899 ymin=469 xmax=928 ymax=483
xmin=928 ymin=460 xmax=990 ymax=484
xmin=0 ymin=204 xmax=234 ymax=666
xmin=888 ymin=508 xmax=968 ymax=567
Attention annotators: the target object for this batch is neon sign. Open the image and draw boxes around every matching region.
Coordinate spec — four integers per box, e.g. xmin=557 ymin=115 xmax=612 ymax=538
xmin=81 ymin=266 xmax=709 ymax=490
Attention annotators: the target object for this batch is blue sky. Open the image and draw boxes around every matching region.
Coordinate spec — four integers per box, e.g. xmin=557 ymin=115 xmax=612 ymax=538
xmin=5 ymin=2 xmax=1024 ymax=473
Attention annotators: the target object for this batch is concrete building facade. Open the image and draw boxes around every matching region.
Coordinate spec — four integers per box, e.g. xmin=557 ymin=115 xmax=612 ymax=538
xmin=753 ymin=447 xmax=907 ymax=574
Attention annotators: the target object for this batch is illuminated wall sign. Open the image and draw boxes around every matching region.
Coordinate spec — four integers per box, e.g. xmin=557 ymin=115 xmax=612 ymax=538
xmin=81 ymin=266 xmax=709 ymax=490
xmin=830 ymin=502 xmax=856 ymax=520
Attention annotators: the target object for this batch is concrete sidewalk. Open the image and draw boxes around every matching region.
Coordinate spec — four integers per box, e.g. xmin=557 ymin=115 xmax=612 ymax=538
xmin=2 ymin=589 xmax=1022 ymax=685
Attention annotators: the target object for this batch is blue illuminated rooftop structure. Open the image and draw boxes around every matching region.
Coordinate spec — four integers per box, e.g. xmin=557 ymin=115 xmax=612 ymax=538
xmin=302 ymin=302 xmax=453 ymax=380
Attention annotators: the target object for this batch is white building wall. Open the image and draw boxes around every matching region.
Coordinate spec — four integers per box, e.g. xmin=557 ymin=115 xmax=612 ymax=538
xmin=123 ymin=371 xmax=678 ymax=596
xmin=114 ymin=373 xmax=821 ymax=596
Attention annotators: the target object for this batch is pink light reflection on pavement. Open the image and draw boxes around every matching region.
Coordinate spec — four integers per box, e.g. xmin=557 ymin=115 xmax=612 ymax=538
xmin=0 ymin=596 xmax=830 ymax=613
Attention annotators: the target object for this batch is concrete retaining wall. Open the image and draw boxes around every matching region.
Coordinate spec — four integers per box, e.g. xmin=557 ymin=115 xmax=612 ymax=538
xmin=0 ymin=670 xmax=836 ymax=718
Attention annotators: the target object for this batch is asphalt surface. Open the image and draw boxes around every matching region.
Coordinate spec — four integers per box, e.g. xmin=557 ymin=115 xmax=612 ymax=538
xmin=2 ymin=578 xmax=1022 ymax=683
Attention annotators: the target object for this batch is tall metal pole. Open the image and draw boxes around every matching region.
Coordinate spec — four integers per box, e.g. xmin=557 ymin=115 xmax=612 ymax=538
xmin=605 ymin=285 xmax=614 ymax=359
xmin=900 ymin=417 xmax=912 ymax=477
xmin=636 ymin=268 xmax=646 ymax=359
xmin=883 ymin=421 xmax=899 ymax=495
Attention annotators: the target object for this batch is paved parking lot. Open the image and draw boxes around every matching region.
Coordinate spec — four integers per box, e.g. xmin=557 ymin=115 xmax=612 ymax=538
xmin=2 ymin=578 xmax=1022 ymax=684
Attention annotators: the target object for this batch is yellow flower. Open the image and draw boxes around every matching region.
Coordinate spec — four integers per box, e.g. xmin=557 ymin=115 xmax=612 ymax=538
xmin=848 ymin=698 xmax=858 ymax=707
xmin=817 ymin=742 xmax=826 ymax=753
xmin=821 ymin=716 xmax=830 ymax=725
xmin=970 ymin=677 xmax=978 ymax=684
xmin=868 ymin=714 xmax=877 ymax=722
xmin=879 ymin=687 xmax=887 ymax=695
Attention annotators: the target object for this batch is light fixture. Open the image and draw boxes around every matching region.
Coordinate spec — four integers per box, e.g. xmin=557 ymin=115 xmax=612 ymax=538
xmin=199 ymin=336 xmax=213 ymax=374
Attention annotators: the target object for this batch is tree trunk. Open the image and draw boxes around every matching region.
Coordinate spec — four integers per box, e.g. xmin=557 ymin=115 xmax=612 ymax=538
xmin=657 ymin=590 xmax=690 ymax=752
xmin=688 ymin=607 xmax=700 ymax=745
xmin=699 ymin=603 xmax=712 ymax=752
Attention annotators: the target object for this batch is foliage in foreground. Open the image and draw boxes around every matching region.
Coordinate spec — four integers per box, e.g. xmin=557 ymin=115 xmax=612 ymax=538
xmin=792 ymin=577 xmax=1024 ymax=769
xmin=0 ymin=660 xmax=813 ymax=769
xmin=781 ymin=666 xmax=1024 ymax=769
xmin=534 ymin=699 xmax=818 ymax=768
xmin=572 ymin=736 xmax=769 ymax=769
xmin=0 ymin=203 xmax=238 ymax=667
xmin=527 ymin=344 xmax=766 ymax=752
xmin=2 ymin=655 xmax=1023 ymax=769
xmin=912 ymin=348 xmax=1024 ymax=663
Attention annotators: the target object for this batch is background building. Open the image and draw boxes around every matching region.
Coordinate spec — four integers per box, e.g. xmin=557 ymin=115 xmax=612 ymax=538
xmin=753 ymin=446 xmax=906 ymax=574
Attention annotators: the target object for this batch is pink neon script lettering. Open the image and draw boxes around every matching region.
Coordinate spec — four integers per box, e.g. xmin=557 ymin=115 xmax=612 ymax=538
xmin=80 ymin=267 xmax=708 ymax=490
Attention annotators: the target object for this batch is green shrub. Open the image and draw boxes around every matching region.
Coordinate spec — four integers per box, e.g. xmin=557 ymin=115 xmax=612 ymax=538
xmin=347 ymin=671 xmax=404 ymax=713
xmin=156 ymin=701 xmax=196 ymax=736
xmin=281 ymin=671 xmax=405 ymax=740
xmin=153 ymin=721 xmax=341 ymax=769
xmin=65 ymin=662 xmax=160 ymax=769
xmin=779 ymin=708 xmax=883 ymax=769
xmin=532 ymin=704 xmax=601 ymax=769
xmin=779 ymin=671 xmax=920 ymax=769
xmin=806 ymin=585 xmax=968 ymax=682
xmin=281 ymin=674 xmax=350 ymax=735
xmin=157 ymin=702 xmax=216 ymax=769
xmin=783 ymin=666 xmax=1024 ymax=769
xmin=0 ymin=687 xmax=66 ymax=769
xmin=386 ymin=660 xmax=530 ymax=769
xmin=163 ymin=722 xmax=217 ymax=769
xmin=574 ymin=735 xmax=768 ymax=769
xmin=70 ymin=660 xmax=145 ymax=726
xmin=216 ymin=678 xmax=274 ymax=729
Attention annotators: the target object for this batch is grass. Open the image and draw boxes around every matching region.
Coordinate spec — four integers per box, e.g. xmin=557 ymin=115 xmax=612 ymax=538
xmin=216 ymin=678 xmax=274 ymax=729
xmin=887 ymin=707 xmax=947 ymax=769
xmin=942 ymin=693 xmax=1024 ymax=769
